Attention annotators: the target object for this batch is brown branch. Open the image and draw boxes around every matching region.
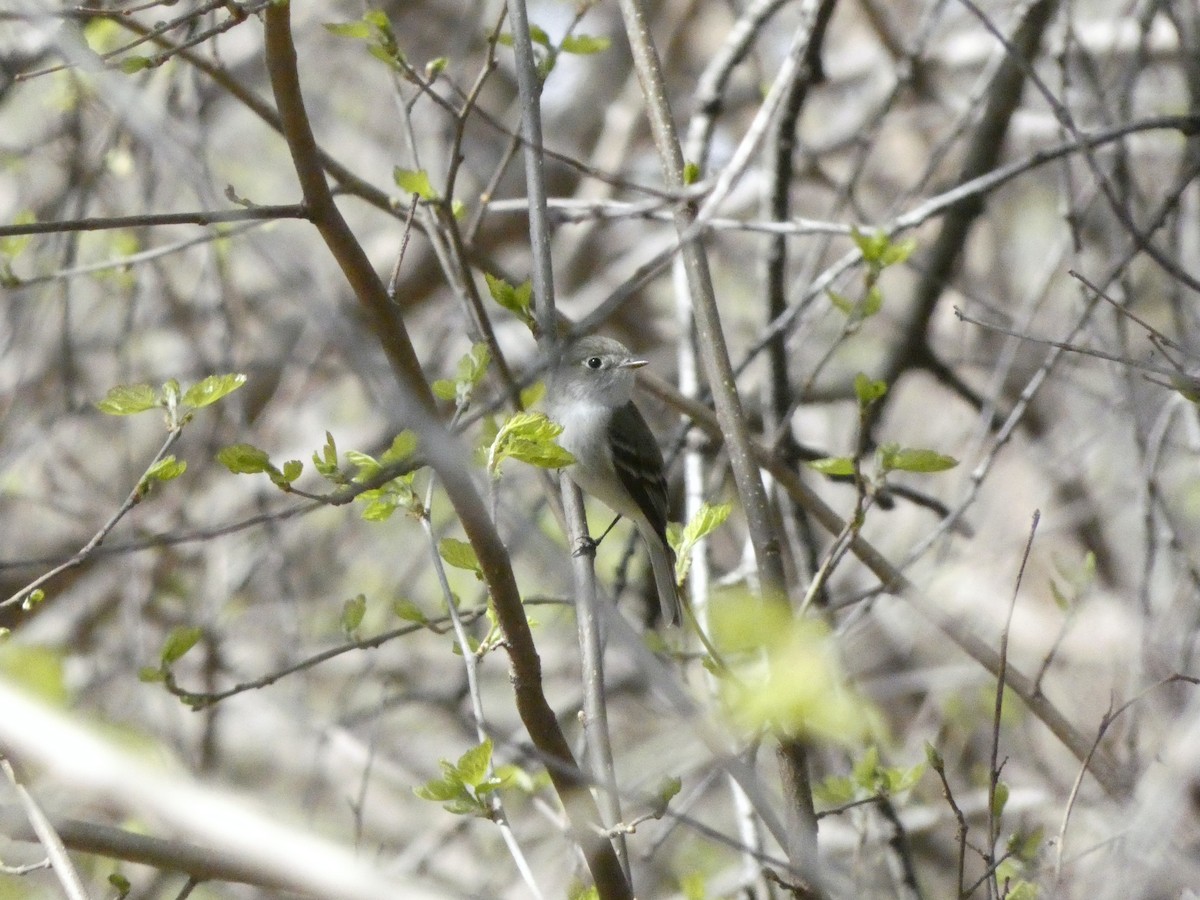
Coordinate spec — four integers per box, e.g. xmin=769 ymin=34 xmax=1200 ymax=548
xmin=0 ymin=205 xmax=307 ymax=238
xmin=867 ymin=0 xmax=1063 ymax=437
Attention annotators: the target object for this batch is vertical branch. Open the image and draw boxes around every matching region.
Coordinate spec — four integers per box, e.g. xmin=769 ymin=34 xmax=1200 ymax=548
xmin=505 ymin=0 xmax=632 ymax=889
xmin=613 ymin=0 xmax=823 ymax=871
xmin=613 ymin=0 xmax=783 ymax=611
xmin=504 ymin=0 xmax=557 ymax=342
xmin=260 ymin=7 xmax=629 ymax=898
xmin=987 ymin=510 xmax=1040 ymax=898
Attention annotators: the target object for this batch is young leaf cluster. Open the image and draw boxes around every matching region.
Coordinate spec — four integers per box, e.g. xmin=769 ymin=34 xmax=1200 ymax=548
xmin=828 ymin=229 xmax=916 ymax=324
xmin=498 ymin=24 xmax=611 ymax=80
xmin=138 ymin=625 xmax=203 ymax=687
xmin=433 ymin=342 xmax=491 ymax=408
xmin=413 ymin=738 xmax=508 ymax=817
xmin=393 ymin=167 xmax=465 ymax=219
xmin=342 ymin=432 xmax=422 ymax=521
xmin=708 ymin=593 xmax=880 ymax=743
xmin=217 ymin=431 xmax=423 ymax=521
xmin=324 ymin=10 xmax=406 ymax=72
xmin=669 ymin=501 xmax=732 ymax=585
xmin=484 ymin=273 xmax=535 ymax=332
xmin=807 ymin=373 xmax=957 ymax=482
xmin=97 ymin=373 xmax=247 ymax=431
xmin=487 ymin=412 xmax=573 ymax=478
xmin=815 ymin=745 xmax=925 ymax=807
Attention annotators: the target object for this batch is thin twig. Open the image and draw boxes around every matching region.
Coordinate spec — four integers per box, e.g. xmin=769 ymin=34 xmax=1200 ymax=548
xmin=1 ymin=428 xmax=182 ymax=610
xmin=987 ymin=509 xmax=1040 ymax=898
xmin=1 ymin=756 xmax=92 ymax=900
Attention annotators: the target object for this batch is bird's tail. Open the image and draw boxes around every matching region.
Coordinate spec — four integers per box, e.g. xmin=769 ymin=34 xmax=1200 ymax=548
xmin=645 ymin=532 xmax=682 ymax=627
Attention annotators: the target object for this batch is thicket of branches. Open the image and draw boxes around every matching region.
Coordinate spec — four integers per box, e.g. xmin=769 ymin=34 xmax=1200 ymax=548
xmin=3 ymin=1 xmax=1200 ymax=898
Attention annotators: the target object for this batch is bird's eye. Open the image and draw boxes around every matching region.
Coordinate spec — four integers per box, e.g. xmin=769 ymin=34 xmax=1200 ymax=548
xmin=585 ymin=356 xmax=603 ymax=370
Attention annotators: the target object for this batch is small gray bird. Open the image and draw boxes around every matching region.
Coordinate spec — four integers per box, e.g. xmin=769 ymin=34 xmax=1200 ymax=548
xmin=544 ymin=336 xmax=682 ymax=626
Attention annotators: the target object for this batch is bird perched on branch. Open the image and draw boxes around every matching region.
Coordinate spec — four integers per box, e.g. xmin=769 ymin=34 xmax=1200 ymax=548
xmin=544 ymin=336 xmax=682 ymax=626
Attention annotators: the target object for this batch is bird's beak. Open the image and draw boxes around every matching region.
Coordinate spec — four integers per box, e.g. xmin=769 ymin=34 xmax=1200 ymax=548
xmin=619 ymin=358 xmax=648 ymax=370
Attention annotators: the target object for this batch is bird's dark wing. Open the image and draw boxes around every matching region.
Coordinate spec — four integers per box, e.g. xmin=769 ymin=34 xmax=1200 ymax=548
xmin=607 ymin=400 xmax=671 ymax=541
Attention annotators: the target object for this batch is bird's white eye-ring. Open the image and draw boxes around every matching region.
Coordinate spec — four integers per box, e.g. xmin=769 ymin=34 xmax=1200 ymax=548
xmin=585 ymin=356 xmax=604 ymax=369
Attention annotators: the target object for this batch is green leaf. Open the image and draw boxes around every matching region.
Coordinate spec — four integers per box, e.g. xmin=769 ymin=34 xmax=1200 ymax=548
xmin=22 ymin=589 xmax=45 ymax=610
xmin=456 ymin=739 xmax=493 ymax=787
xmin=138 ymin=666 xmax=164 ymax=683
xmin=161 ymin=626 xmax=202 ymax=666
xmin=217 ymin=443 xmax=272 ymax=474
xmin=145 ymin=455 xmax=186 ymax=483
xmin=807 ymin=456 xmax=856 ymax=476
xmin=852 ymin=228 xmax=916 ymax=272
xmin=852 ymin=746 xmax=882 ymax=791
xmin=346 ymin=450 xmax=382 ymax=481
xmin=368 ymin=43 xmax=405 ymax=69
xmin=1007 ymin=825 xmax=1044 ymax=862
xmin=361 ymin=495 xmax=399 ymax=521
xmin=96 ymin=384 xmax=158 ymax=415
xmin=493 ymin=763 xmax=541 ymax=794
xmin=814 ymin=774 xmax=855 ymax=805
xmin=853 ymin=373 xmax=887 ymax=406
xmin=992 ymin=779 xmax=1009 ymax=819
xmin=827 ymin=290 xmax=854 ymax=315
xmin=425 ymin=57 xmax=448 ymax=79
xmin=673 ymin=502 xmax=732 ymax=584
xmin=363 ymin=10 xmax=390 ymax=30
xmin=439 ymin=344 xmax=491 ymax=408
xmin=861 ymin=284 xmax=883 ymax=318
xmin=313 ymin=432 xmax=339 ymax=477
xmin=182 ymin=373 xmax=247 ymax=409
xmin=519 ymin=381 xmax=545 ymax=408
xmin=475 ymin=775 xmax=508 ymax=795
xmin=118 ymin=55 xmax=152 ymax=74
xmin=161 ymin=379 xmax=181 ymax=410
xmin=528 ymin=23 xmax=551 ymax=48
xmin=341 ymin=594 xmax=367 ymax=634
xmin=682 ymin=161 xmax=701 ymax=185
xmin=0 ymin=210 xmax=35 ymax=259
xmin=323 ymin=20 xmax=374 ymax=39
xmin=655 ymin=775 xmax=682 ymax=810
xmin=442 ymin=796 xmax=487 ymax=816
xmin=883 ymin=761 xmax=925 ymax=794
xmin=414 ymin=776 xmax=465 ymax=803
xmin=710 ymin=593 xmax=879 ymax=743
xmin=483 ymin=273 xmax=534 ymax=327
xmin=393 ymin=167 xmax=438 ymax=200
xmin=279 ymin=459 xmax=303 ymax=483
xmin=561 ymin=34 xmax=610 ymax=54
xmin=851 ymin=227 xmax=890 ymax=264
xmin=393 ymin=598 xmax=428 ymax=624
xmin=923 ymin=740 xmax=944 ymax=769
xmin=1170 ymin=373 xmax=1200 ymax=403
xmin=879 ymin=237 xmax=916 ymax=267
xmin=439 ymin=538 xmax=481 ymax=575
xmin=878 ymin=445 xmax=958 ymax=474
xmin=487 ymin=411 xmax=573 ymax=476
xmin=381 ymin=431 xmax=418 ymax=463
